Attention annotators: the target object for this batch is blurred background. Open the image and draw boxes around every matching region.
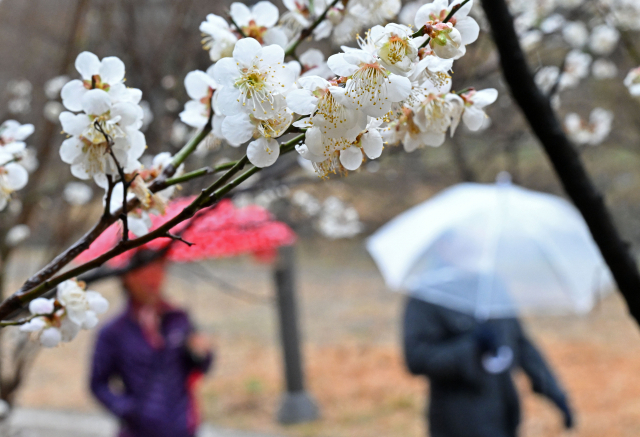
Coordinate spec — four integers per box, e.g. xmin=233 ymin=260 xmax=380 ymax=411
xmin=1 ymin=0 xmax=640 ymax=436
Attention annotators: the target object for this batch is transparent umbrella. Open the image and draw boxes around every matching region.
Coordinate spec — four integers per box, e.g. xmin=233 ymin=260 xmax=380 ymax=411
xmin=366 ymin=176 xmax=613 ymax=319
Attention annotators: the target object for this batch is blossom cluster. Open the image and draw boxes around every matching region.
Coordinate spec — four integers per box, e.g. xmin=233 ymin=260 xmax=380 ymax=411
xmin=59 ymin=52 xmax=146 ymax=183
xmin=183 ymin=0 xmax=497 ymax=178
xmin=0 ymin=120 xmax=34 ymax=211
xmin=20 ymin=279 xmax=109 ymax=348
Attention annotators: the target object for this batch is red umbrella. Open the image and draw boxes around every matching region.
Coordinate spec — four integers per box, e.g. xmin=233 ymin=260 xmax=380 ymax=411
xmin=75 ymin=198 xmax=296 ymax=267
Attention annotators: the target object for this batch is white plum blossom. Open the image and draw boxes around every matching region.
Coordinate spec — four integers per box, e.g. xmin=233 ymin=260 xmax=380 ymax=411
xmin=592 ymin=59 xmax=618 ymax=79
xmin=589 ymin=25 xmax=620 ymax=56
xmin=559 ymin=50 xmax=592 ymax=89
xmin=410 ymin=49 xmax=453 ymax=89
xmin=0 ymin=151 xmax=28 ymax=211
xmin=179 ymin=66 xmax=219 ymax=128
xmin=316 ymin=196 xmax=364 ymax=238
xmin=534 ymin=66 xmax=560 ymax=94
xmin=349 ymin=0 xmax=402 ymax=28
xmin=562 ymin=21 xmax=588 ymax=48
xmin=45 ymin=75 xmax=70 ymax=100
xmin=200 ymin=14 xmax=238 ymax=61
xmin=564 ymin=108 xmax=613 ymax=146
xmin=221 ymin=103 xmax=292 ymax=147
xmin=20 ymin=279 xmax=109 ymax=348
xmin=0 ymin=120 xmax=34 ymax=156
xmin=328 ymin=42 xmax=412 ymax=117
xmin=63 ymin=181 xmax=93 ymax=205
xmin=414 ymin=0 xmax=480 ymax=60
xmin=59 ymin=88 xmax=146 ymax=181
xmin=540 ymin=14 xmax=565 ymax=34
xmin=213 ymin=38 xmax=296 ymax=120
xmin=624 ymin=67 xmax=640 ymax=97
xmin=230 ymin=1 xmax=288 ymax=48
xmin=61 ymin=52 xmax=141 ymax=112
xmin=247 ymin=136 xmax=281 ymax=168
xmin=370 ymin=24 xmax=419 ymax=76
xmin=338 ymin=118 xmax=384 ymax=171
xmin=459 ymin=88 xmax=498 ymax=131
xmin=5 ymin=224 xmax=30 ymax=247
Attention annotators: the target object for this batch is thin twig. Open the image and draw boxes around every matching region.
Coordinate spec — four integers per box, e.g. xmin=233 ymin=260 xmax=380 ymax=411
xmin=165 ymin=233 xmax=194 ymax=246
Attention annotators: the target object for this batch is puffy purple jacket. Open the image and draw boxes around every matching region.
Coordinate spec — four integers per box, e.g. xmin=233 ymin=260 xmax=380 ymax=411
xmin=90 ymin=303 xmax=212 ymax=437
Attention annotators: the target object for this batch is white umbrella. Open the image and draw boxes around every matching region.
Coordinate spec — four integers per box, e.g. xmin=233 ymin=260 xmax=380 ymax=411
xmin=366 ymin=177 xmax=613 ymax=319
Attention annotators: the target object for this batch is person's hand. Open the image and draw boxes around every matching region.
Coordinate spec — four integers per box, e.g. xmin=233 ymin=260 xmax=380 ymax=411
xmin=187 ymin=333 xmax=212 ymax=359
xmin=473 ymin=322 xmax=499 ymax=355
xmin=554 ymin=396 xmax=574 ymax=429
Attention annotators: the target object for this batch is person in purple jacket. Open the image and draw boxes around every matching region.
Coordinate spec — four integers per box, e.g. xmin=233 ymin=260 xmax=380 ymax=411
xmin=90 ymin=258 xmax=213 ymax=437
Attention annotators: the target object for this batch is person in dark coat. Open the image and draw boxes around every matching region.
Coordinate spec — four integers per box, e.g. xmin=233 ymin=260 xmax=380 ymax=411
xmin=403 ymin=297 xmax=573 ymax=437
xmin=90 ymin=259 xmax=213 ymax=437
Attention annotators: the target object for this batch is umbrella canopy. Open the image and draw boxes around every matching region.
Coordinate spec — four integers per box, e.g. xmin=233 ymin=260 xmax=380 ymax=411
xmin=76 ymin=198 xmax=296 ymax=267
xmin=366 ymin=180 xmax=614 ymax=318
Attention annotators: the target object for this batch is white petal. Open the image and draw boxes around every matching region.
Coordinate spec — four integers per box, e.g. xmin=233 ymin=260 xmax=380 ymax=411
xmin=111 ymin=102 xmax=140 ymax=127
xmin=59 ymin=112 xmax=89 ymax=136
xmin=414 ymin=4 xmax=440 ymax=28
xmin=361 ymin=130 xmax=383 ymax=159
xmin=298 ymin=75 xmax=330 ymax=91
xmin=20 ymin=317 xmax=46 ymax=333
xmin=222 ymin=113 xmax=255 ymax=146
xmin=456 ymin=17 xmax=480 ymax=45
xmin=259 ymin=44 xmax=285 ymax=67
xmin=72 ymin=164 xmax=91 ymax=180
xmin=99 ymin=57 xmax=126 ymax=83
xmin=4 ymin=163 xmax=28 ymax=190
xmin=295 ymin=143 xmax=326 ymax=162
xmin=451 ymin=0 xmax=473 ymax=18
xmin=40 ymin=327 xmax=62 ymax=347
xmin=216 ymin=86 xmax=243 ymax=116
xmin=471 ymin=88 xmax=498 ymax=108
xmin=327 ymin=54 xmax=359 ymax=77
xmin=60 ymin=80 xmax=86 ymax=112
xmin=212 ymin=58 xmax=240 ymax=87
xmin=230 ymin=2 xmax=252 ymax=27
xmin=179 ymin=101 xmax=208 ymax=128
xmin=86 ymin=291 xmax=109 ymax=314
xmin=81 ymin=89 xmax=112 ymax=115
xmin=185 ymin=70 xmax=216 ymax=100
xmin=29 ymin=298 xmax=54 ymax=315
xmin=386 ymin=74 xmax=412 ymax=102
xmin=304 ymin=127 xmax=326 ymax=156
xmin=253 ymin=1 xmax=279 ymax=27
xmin=247 ymin=137 xmax=280 ymax=167
xmin=339 ymin=146 xmax=363 ymax=170
xmin=60 ymin=137 xmax=84 ymax=164
xmin=300 ymin=49 xmax=325 ymax=68
xmin=462 ymin=106 xmax=486 ymax=131
xmin=233 ymin=38 xmax=263 ymax=66
xmin=82 ymin=311 xmax=99 ymax=330
xmin=263 ymin=28 xmax=289 ymax=49
xmin=286 ymin=89 xmax=318 ymax=115
xmin=75 ymin=52 xmax=101 ymax=80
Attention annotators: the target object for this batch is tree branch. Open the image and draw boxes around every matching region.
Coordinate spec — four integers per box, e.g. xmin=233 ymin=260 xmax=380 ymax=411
xmin=0 ymin=134 xmax=307 ymax=320
xmin=481 ymin=0 xmax=640 ymax=326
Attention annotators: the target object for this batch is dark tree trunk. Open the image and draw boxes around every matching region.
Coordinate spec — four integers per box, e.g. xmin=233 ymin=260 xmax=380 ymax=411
xmin=481 ymin=0 xmax=640 ymax=326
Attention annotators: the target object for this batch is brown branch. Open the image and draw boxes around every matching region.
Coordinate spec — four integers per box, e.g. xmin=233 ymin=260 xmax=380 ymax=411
xmin=481 ymin=0 xmax=640 ymax=326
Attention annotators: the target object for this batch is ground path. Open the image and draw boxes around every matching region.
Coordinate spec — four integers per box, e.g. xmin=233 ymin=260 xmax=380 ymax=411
xmin=7 ymin=408 xmax=281 ymax=437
